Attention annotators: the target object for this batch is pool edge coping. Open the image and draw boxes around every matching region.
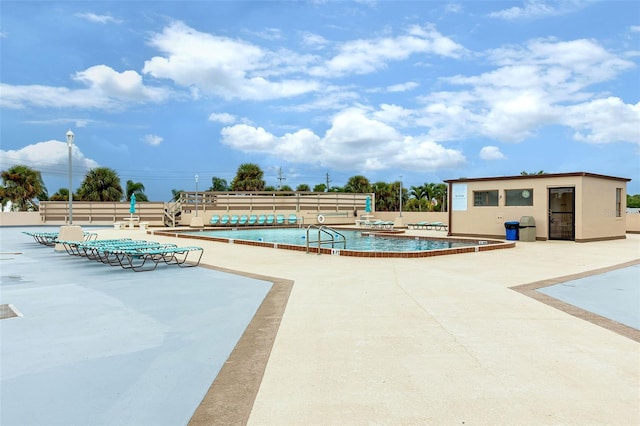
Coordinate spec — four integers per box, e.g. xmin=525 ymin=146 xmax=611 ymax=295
xmin=188 ymin=264 xmax=294 ymax=426
xmin=154 ymin=227 xmax=514 ymax=257
xmin=510 ymin=259 xmax=640 ymax=343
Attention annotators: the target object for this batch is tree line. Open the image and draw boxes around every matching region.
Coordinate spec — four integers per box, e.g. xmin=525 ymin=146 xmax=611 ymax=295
xmin=0 ymin=164 xmax=148 ymax=211
xmin=3 ymin=162 xmax=639 ymax=212
xmin=0 ymin=163 xmax=448 ymax=213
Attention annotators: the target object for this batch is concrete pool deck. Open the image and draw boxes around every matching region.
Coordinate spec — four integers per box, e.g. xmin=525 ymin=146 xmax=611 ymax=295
xmin=2 ymin=226 xmax=639 ymax=425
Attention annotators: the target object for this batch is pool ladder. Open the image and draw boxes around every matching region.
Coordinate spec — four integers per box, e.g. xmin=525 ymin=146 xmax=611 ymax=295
xmin=306 ymin=225 xmax=347 ymax=255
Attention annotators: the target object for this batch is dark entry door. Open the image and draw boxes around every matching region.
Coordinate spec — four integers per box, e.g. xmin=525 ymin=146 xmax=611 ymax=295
xmin=548 ymin=187 xmax=575 ymax=240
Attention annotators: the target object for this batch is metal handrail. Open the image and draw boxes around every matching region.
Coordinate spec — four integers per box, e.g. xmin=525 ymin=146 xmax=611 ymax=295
xmin=306 ymin=225 xmax=346 ymax=255
xmin=164 ymin=199 xmax=182 ymax=227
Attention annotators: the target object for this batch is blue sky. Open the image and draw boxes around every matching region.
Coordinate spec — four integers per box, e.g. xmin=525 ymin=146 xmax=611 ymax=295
xmin=1 ymin=0 xmax=639 ymax=201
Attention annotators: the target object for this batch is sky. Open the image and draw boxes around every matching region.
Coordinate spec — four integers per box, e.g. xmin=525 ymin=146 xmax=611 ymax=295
xmin=1 ymin=0 xmax=639 ymax=201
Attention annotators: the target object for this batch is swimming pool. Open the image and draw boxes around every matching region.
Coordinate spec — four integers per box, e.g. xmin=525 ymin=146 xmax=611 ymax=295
xmin=165 ymin=227 xmax=513 ymax=258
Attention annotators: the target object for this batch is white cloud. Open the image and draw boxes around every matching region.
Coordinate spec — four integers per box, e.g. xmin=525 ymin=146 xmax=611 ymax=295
xmin=249 ymin=28 xmax=283 ymax=41
xmin=372 ymin=103 xmax=416 ymax=127
xmin=417 ymin=38 xmax=637 ymax=143
xmin=386 ymin=81 xmax=419 ymax=92
xmin=221 ymin=124 xmax=279 ymax=152
xmin=284 ymin=87 xmax=360 ymax=112
xmin=563 ymin=98 xmax=640 ymax=144
xmin=631 ymin=26 xmax=640 ymax=33
xmin=0 ymin=141 xmax=99 ymax=176
xmin=480 ymin=146 xmax=507 ymax=160
xmin=142 ymin=134 xmax=163 ymax=146
xmin=75 ymin=13 xmax=122 ymax=24
xmin=23 ymin=118 xmax=96 ymax=128
xmin=300 ymin=32 xmax=329 ymax=49
xmin=489 ymin=38 xmax=634 ymax=83
xmin=208 ymin=113 xmax=237 ymax=124
xmin=488 ymin=1 xmax=565 ymax=20
xmin=143 ymin=21 xmax=320 ymax=101
xmin=311 ymin=24 xmax=464 ymax=77
xmin=0 ymin=65 xmax=171 ymax=109
xmin=74 ymin=65 xmax=169 ymax=102
xmin=220 ymin=108 xmax=465 ymax=171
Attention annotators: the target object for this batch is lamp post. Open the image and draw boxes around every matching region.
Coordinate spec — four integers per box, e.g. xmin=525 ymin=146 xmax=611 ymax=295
xmin=195 ymin=174 xmax=199 ymax=217
xmin=66 ymin=130 xmax=75 ymax=224
xmin=399 ymin=175 xmax=403 ymax=217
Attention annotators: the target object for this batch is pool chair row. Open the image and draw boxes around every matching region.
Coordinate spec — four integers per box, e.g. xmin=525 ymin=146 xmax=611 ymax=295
xmin=22 ymin=230 xmax=97 ymax=246
xmin=55 ymin=238 xmax=204 ymax=272
xmin=407 ymin=221 xmax=448 ymax=231
xmin=359 ymin=220 xmax=395 ymax=230
xmin=210 ymin=214 xmax=299 ymax=226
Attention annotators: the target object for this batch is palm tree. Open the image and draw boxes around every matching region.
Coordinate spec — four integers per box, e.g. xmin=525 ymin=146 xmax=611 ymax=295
xmin=76 ymin=167 xmax=123 ymax=202
xmin=125 ymin=180 xmax=148 ymax=202
xmin=0 ymin=185 xmax=8 ymax=210
xmin=313 ymin=183 xmax=327 ymax=192
xmin=372 ymin=181 xmax=395 ymax=211
xmin=50 ymin=188 xmax=70 ymax=201
xmin=170 ymin=188 xmax=184 ymax=202
xmin=208 ymin=177 xmax=228 ymax=191
xmin=296 ymin=184 xmax=311 ymax=192
xmin=431 ymin=183 xmax=448 ymax=212
xmin=230 ymin=163 xmax=265 ymax=191
xmin=0 ymin=165 xmax=47 ymax=211
xmin=409 ymin=185 xmax=428 ymax=211
xmin=344 ymin=175 xmax=371 ymax=193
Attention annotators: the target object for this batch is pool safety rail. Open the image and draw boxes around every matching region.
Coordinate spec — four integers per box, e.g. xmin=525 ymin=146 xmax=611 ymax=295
xmin=306 ymin=225 xmax=347 ymax=255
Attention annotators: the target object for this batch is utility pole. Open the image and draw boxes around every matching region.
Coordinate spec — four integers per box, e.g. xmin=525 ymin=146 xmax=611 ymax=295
xmin=325 ymin=173 xmax=331 ymax=192
xmin=277 ymin=167 xmax=286 ymax=189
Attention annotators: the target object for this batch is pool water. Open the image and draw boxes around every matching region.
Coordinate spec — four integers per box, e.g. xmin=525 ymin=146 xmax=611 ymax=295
xmin=187 ymin=228 xmax=475 ymax=252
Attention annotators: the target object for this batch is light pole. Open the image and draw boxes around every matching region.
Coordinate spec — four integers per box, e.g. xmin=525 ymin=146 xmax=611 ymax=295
xmin=399 ymin=175 xmax=403 ymax=217
xmin=195 ymin=174 xmax=199 ymax=217
xmin=66 ymin=130 xmax=75 ymax=224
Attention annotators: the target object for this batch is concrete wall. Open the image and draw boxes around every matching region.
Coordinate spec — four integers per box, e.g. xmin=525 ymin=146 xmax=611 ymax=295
xmin=180 ymin=209 xmax=354 ymax=227
xmin=0 ymin=210 xmax=448 ymax=229
xmin=627 ymin=211 xmax=640 ymax=233
xmin=0 ymin=212 xmax=42 ymax=226
xmin=372 ymin=211 xmax=448 ymax=227
xmin=183 ymin=209 xmax=449 ymax=228
xmin=580 ymin=176 xmax=627 ymax=240
xmin=3 ymin=202 xmax=637 ymax=234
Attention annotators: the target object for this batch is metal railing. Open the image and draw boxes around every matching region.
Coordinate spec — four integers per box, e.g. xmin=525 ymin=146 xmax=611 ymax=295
xmin=306 ymin=225 xmax=346 ymax=255
xmin=164 ymin=200 xmax=182 ymax=227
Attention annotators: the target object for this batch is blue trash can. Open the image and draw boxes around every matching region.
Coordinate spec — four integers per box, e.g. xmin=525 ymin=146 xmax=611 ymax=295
xmin=504 ymin=221 xmax=520 ymax=240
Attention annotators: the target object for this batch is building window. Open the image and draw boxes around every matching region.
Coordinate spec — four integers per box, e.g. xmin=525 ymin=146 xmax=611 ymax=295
xmin=616 ymin=188 xmax=622 ymax=217
xmin=473 ymin=190 xmax=499 ymax=206
xmin=505 ymin=189 xmax=533 ymax=206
